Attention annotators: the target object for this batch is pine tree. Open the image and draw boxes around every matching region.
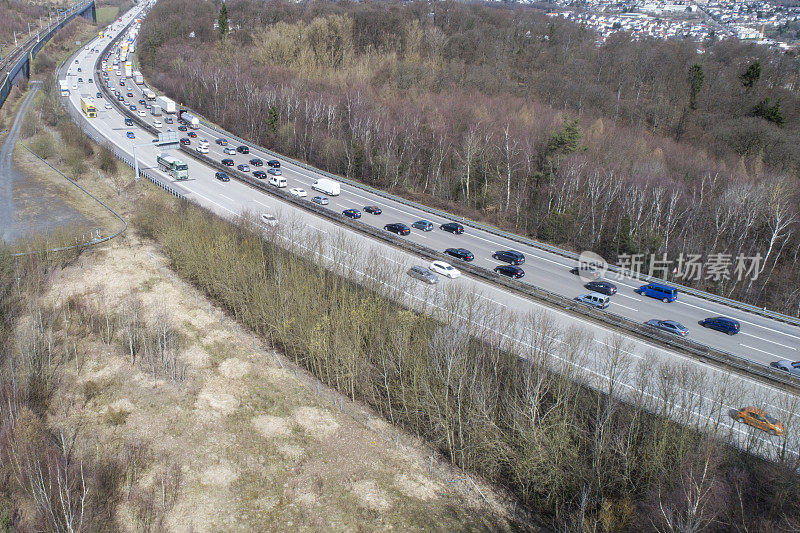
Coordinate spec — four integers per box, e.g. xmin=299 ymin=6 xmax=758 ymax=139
xmin=688 ymin=63 xmax=704 ymax=110
xmin=739 ymin=61 xmax=761 ymax=90
xmin=218 ymin=2 xmax=229 ymax=38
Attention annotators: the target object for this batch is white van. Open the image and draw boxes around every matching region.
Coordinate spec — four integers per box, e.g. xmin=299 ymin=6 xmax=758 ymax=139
xmin=574 ymin=292 xmax=610 ymax=309
xmin=269 ymin=175 xmax=287 ymax=188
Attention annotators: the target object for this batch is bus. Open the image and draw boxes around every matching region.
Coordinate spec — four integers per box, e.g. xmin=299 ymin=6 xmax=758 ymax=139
xmin=156 ymin=153 xmax=189 ymax=180
xmin=59 ymin=80 xmax=69 ymax=97
xmin=81 ymin=98 xmax=97 ymax=118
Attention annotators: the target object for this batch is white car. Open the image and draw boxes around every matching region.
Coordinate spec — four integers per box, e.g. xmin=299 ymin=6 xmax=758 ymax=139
xmin=223 ymin=146 xmax=236 ymax=155
xmin=198 ymin=139 xmax=210 ymax=148
xmin=429 ymin=260 xmax=461 ymax=279
xmin=137 ymin=110 xmax=146 ymax=117
xmin=153 ymin=120 xmax=163 ymax=128
xmin=71 ymin=84 xmax=77 ymax=90
xmin=105 ymin=103 xmax=112 ymax=109
xmin=260 ymin=213 xmax=278 ymax=227
xmin=195 ymin=145 xmax=209 ymax=154
xmin=289 ymin=188 xmax=307 ymax=198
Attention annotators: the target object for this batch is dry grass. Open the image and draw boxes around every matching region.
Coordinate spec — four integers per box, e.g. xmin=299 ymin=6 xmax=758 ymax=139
xmin=41 ymin=231 xmax=522 ymax=531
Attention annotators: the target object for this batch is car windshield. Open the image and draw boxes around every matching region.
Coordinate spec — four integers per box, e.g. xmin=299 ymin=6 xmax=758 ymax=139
xmin=764 ymin=413 xmax=779 ymax=424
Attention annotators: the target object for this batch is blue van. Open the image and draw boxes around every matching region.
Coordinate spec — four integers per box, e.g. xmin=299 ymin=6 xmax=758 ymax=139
xmin=636 ymin=282 xmax=678 ymax=303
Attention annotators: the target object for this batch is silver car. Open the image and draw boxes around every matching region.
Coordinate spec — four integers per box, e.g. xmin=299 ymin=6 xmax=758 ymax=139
xmin=770 ymin=360 xmax=800 ymax=376
xmin=645 ymin=319 xmax=689 ymax=337
xmin=407 ymin=265 xmax=438 ymax=284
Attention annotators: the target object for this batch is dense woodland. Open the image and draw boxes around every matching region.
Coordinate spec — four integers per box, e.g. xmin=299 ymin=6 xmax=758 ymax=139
xmin=138 ymin=0 xmax=800 ymax=313
xmin=0 ymin=0 xmax=53 ymax=51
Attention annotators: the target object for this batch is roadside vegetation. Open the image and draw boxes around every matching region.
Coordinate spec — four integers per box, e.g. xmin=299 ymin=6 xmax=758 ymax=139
xmin=138 ymin=0 xmax=800 ymax=314
xmin=132 ymin=194 xmax=800 ymax=530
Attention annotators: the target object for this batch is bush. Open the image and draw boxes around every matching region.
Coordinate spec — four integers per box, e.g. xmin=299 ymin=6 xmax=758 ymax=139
xmin=98 ymin=147 xmax=118 ymax=174
xmin=30 ymin=132 xmax=55 ymax=160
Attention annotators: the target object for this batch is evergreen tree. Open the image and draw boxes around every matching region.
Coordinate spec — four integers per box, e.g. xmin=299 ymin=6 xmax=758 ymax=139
xmin=688 ymin=63 xmax=704 ymax=110
xmin=739 ymin=61 xmax=761 ymax=90
xmin=218 ymin=2 xmax=229 ymax=38
xmin=751 ymin=97 xmax=785 ymax=127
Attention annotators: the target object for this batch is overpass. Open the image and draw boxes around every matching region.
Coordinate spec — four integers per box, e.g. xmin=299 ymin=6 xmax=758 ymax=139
xmin=0 ymin=0 xmax=96 ymax=110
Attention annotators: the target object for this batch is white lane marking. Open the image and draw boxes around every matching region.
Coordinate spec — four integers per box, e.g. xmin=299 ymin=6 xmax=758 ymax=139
xmin=739 ymin=344 xmax=775 ymax=357
xmin=219 ymin=194 xmax=234 ymax=202
xmin=740 ymin=332 xmax=797 ymax=351
xmin=617 ymin=293 xmax=642 ymax=302
xmin=612 ymin=302 xmax=638 ymax=312
xmin=253 ymin=200 xmax=271 ymax=208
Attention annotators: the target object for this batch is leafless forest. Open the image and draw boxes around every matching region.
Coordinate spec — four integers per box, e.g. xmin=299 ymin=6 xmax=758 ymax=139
xmin=137 ymin=0 xmax=800 ymax=314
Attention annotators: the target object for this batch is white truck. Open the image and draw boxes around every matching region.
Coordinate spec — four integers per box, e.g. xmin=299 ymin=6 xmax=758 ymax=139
xmin=178 ymin=110 xmax=200 ymax=129
xmin=59 ymin=79 xmax=69 ymax=97
xmin=124 ymin=62 xmax=132 ymax=78
xmin=143 ymin=89 xmax=156 ymax=101
xmin=151 ymin=104 xmax=162 ymax=116
xmin=157 ymin=95 xmax=176 ymax=114
xmin=133 ymin=71 xmax=144 ymax=84
xmin=312 ymin=178 xmax=341 ymax=196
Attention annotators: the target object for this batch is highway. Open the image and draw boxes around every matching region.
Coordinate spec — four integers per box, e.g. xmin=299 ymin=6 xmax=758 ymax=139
xmin=59 ymin=3 xmax=800 ymax=458
xmin=83 ymin=54 xmax=800 ymax=372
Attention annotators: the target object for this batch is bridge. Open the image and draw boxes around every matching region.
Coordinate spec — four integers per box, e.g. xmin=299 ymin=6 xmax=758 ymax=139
xmin=0 ymin=0 xmax=96 ymax=110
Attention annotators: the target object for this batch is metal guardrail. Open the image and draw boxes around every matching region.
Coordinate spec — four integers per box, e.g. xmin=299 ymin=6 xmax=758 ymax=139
xmin=90 ymin=18 xmax=800 ymax=392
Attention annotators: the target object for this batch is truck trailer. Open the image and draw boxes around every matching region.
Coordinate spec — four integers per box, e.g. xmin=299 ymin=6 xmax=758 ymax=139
xmin=312 ymin=178 xmax=341 ymax=196
xmin=59 ymin=79 xmax=69 ymax=97
xmin=133 ymin=71 xmax=144 ymax=84
xmin=178 ymin=110 xmax=200 ymax=129
xmin=156 ymin=96 xmax=176 ymax=114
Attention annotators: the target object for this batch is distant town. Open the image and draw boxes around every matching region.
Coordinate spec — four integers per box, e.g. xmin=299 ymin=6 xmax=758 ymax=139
xmin=544 ymin=0 xmax=800 ymax=50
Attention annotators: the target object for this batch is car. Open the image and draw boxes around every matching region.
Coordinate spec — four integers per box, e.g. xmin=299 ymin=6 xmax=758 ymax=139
xmin=770 ymin=360 xmax=800 ymax=376
xmin=126 ymin=92 xmax=133 ymax=97
xmin=699 ymin=317 xmax=740 ymax=335
xmin=96 ymin=92 xmax=103 ymax=98
xmin=126 ymin=131 xmax=135 ymax=139
xmin=260 ymin=213 xmax=278 ymax=227
xmin=249 ymin=158 xmax=263 ymax=167
xmin=444 ymin=248 xmax=474 ymax=262
xmin=75 ymin=59 xmax=79 ymax=64
xmin=77 ymin=66 xmax=81 ymax=70
xmin=585 ymin=281 xmax=617 ymax=295
xmin=178 ymin=125 xmax=188 ymax=131
xmin=195 ymin=146 xmax=209 ymax=154
xmin=137 ymin=110 xmax=146 ymax=117
xmin=440 ymin=222 xmax=464 ymax=234
xmin=493 ymin=250 xmax=525 ymax=265
xmin=216 ymin=138 xmax=228 ymax=146
xmin=164 ymin=117 xmax=173 ymax=124
xmin=104 ymin=103 xmax=112 ymax=109
xmin=343 ymin=209 xmax=361 ymax=219
xmin=645 ymin=319 xmax=689 ymax=336
xmin=198 ymin=139 xmax=210 ymax=148
xmin=180 ymin=137 xmax=190 ymax=145
xmin=494 ymin=265 xmax=525 ymax=279
xmin=570 ymin=265 xmax=601 ymax=279
xmin=267 ymin=159 xmax=280 ymax=168
xmin=408 ymin=265 xmax=438 ymax=285
xmin=117 ymin=95 xmax=124 ymax=101
xmin=733 ymin=406 xmax=784 ymax=436
xmin=267 ymin=168 xmax=281 ymax=176
xmin=223 ymin=146 xmax=236 ymax=155
xmin=72 ymin=84 xmax=77 ymax=90
xmin=411 ymin=220 xmax=434 ymax=231
xmin=187 ymin=131 xmax=197 ymax=138
xmin=221 ymin=158 xmax=234 ymax=166
xmin=236 ymin=145 xmax=249 ymax=154
xmin=253 ymin=170 xmax=267 ymax=179
xmin=384 ymin=223 xmax=410 ymax=235
xmin=636 ymin=282 xmax=678 ymax=303
xmin=119 ymin=80 xmax=125 ymax=86
xmin=237 ymin=164 xmax=251 ymax=172
xmin=364 ymin=205 xmax=382 ymax=215
xmin=575 ymin=292 xmax=610 ymax=309
xmin=215 ymin=171 xmax=230 ymax=182
xmin=312 ymin=196 xmax=329 ymax=205
xmin=139 ymin=99 xmax=146 ymax=105
xmin=153 ymin=120 xmax=163 ymax=128
xmin=77 ymin=77 xmax=83 ymax=83
xmin=290 ymin=188 xmax=307 ymax=198
xmin=129 ymin=104 xmax=137 ymax=111
xmin=430 ymin=261 xmax=460 ymax=279
xmin=88 ymin=78 xmax=93 ymax=83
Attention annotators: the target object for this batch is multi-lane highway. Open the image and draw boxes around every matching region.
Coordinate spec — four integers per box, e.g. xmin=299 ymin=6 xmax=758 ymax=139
xmin=59 ymin=3 xmax=800 ymax=455
xmin=79 ymin=44 xmax=800 ymax=372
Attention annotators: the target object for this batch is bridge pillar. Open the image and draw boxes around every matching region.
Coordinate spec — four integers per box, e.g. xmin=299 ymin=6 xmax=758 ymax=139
xmin=80 ymin=3 xmax=97 ymax=23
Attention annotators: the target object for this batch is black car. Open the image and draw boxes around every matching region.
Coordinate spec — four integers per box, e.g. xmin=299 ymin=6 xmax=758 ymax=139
xmin=96 ymin=92 xmax=103 ymax=98
xmin=180 ymin=137 xmax=190 ymax=145
xmin=253 ymin=170 xmax=267 ymax=179
xmin=384 ymin=223 xmax=411 ymax=236
xmin=124 ymin=117 xmax=133 ymax=126
xmin=139 ymin=99 xmax=146 ymax=105
xmin=440 ymin=222 xmax=464 ymax=234
xmin=267 ymin=159 xmax=281 ymax=168
xmin=364 ymin=205 xmax=382 ymax=215
xmin=126 ymin=92 xmax=133 ymax=98
xmin=492 ymin=250 xmax=525 ymax=265
xmin=585 ymin=281 xmax=617 ymax=295
xmin=699 ymin=316 xmax=740 ymax=335
xmin=249 ymin=158 xmax=263 ymax=167
xmin=343 ymin=209 xmax=361 ymax=219
xmin=236 ymin=145 xmax=249 ymax=154
xmin=495 ymin=265 xmax=525 ymax=279
xmin=187 ymin=131 xmax=197 ymax=138
xmin=444 ymin=248 xmax=474 ymax=262
xmin=215 ymin=171 xmax=230 ymax=182
xmin=221 ymin=158 xmax=234 ymax=166
xmin=178 ymin=125 xmax=188 ymax=131
xmin=164 ymin=117 xmax=173 ymax=124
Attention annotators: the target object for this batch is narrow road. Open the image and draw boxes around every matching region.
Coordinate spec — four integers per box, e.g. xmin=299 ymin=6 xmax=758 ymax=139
xmin=0 ymin=82 xmax=40 ymax=243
